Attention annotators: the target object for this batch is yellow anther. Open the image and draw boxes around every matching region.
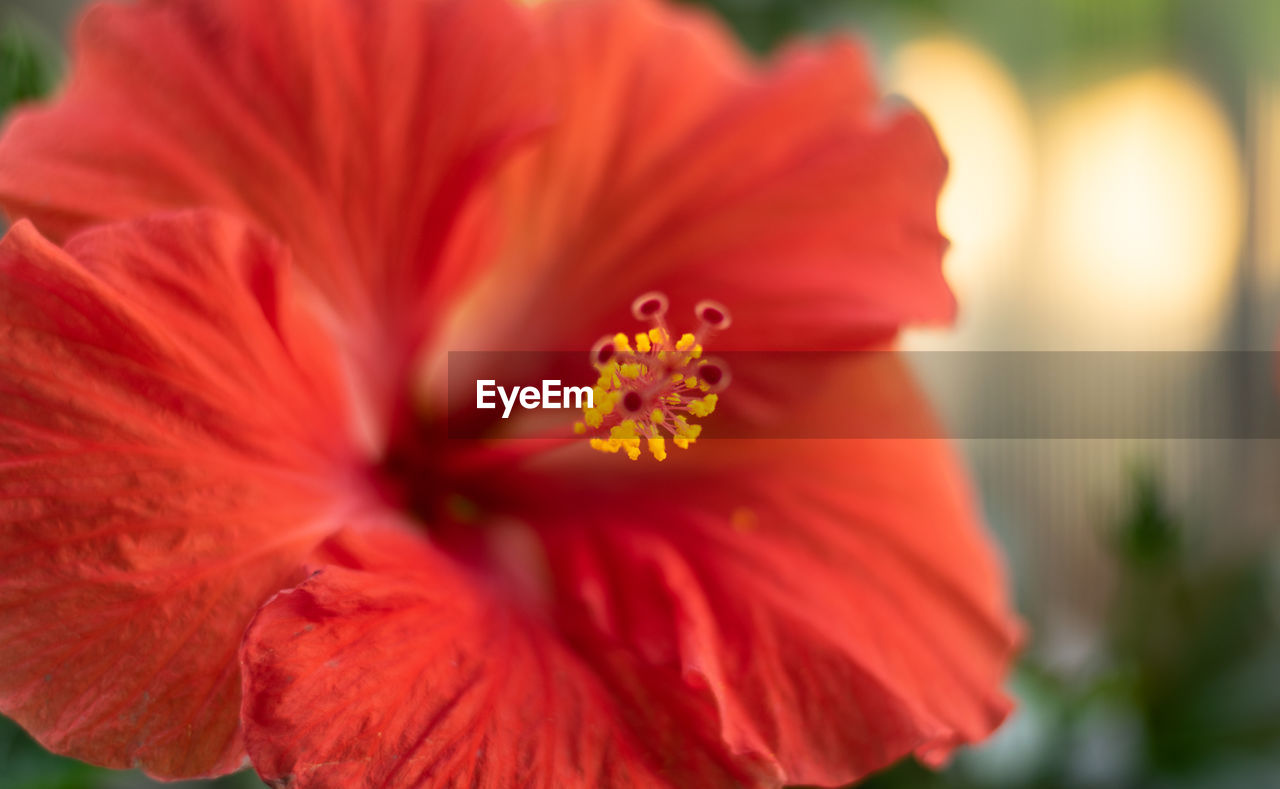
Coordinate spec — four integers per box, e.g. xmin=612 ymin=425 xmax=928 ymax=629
xmin=589 ymin=438 xmax=619 ymax=454
xmin=673 ymin=419 xmax=700 ymax=450
xmin=613 ymin=333 xmax=632 ymax=352
xmin=574 ymin=421 xmax=586 ymax=435
xmin=676 ymin=333 xmax=697 ymax=351
xmin=671 ymin=372 xmax=684 ymax=383
xmin=648 ymin=437 xmax=668 ymax=461
xmin=686 ymin=376 xmax=699 ymax=388
xmin=635 ymin=333 xmax=652 ymax=353
xmin=611 ymin=421 xmax=639 ymax=440
xmin=584 ymin=409 xmax=604 ymax=428
xmin=648 ymin=327 xmax=667 ymax=344
xmin=650 ymin=408 xmax=665 ymax=424
xmin=674 ymin=419 xmax=701 ymax=439
xmin=688 ymin=395 xmax=717 ymax=418
xmin=620 ymin=363 xmax=642 ymax=379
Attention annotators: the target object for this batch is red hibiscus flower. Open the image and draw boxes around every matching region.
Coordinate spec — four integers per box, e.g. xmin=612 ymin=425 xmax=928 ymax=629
xmin=0 ymin=0 xmax=1020 ymax=786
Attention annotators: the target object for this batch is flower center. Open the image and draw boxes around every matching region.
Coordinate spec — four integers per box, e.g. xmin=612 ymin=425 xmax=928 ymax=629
xmin=574 ymin=292 xmax=730 ymax=461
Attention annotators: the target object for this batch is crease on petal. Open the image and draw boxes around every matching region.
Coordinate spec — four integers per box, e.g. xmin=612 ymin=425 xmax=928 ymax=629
xmin=508 ymin=356 xmax=1020 ymax=785
xmin=447 ymin=0 xmax=950 ymax=353
xmin=0 ymin=213 xmax=360 ymax=778
xmin=0 ymin=0 xmax=552 ymax=435
xmin=239 ymin=548 xmax=767 ymax=789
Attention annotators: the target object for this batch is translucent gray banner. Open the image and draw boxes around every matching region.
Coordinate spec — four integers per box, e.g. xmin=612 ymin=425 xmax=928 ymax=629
xmin=444 ymin=351 xmax=1280 ymax=439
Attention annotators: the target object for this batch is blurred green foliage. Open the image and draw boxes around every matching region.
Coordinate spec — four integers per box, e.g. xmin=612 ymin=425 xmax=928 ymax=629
xmin=0 ymin=719 xmax=107 ymax=789
xmin=681 ymin=0 xmax=1277 ymax=97
xmin=0 ymin=19 xmax=58 ymax=115
xmin=0 ymin=716 xmax=266 ymax=789
xmin=857 ymin=466 xmax=1280 ymax=789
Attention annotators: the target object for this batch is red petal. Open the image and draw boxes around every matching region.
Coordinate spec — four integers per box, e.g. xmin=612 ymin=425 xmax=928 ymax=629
xmin=0 ymin=0 xmax=549 ymax=410
xmin=0 ymin=213 xmax=357 ymax=777
xmin=240 ymin=553 xmax=768 ymax=788
xmin=239 ymin=363 xmax=1014 ymax=786
xmin=452 ymin=0 xmax=951 ymax=351
xmin=498 ymin=359 xmax=1020 ymax=785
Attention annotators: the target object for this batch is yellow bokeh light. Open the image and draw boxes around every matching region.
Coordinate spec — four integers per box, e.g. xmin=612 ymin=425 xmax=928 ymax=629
xmin=890 ymin=36 xmax=1036 ymax=345
xmin=1039 ymin=69 xmax=1244 ymax=349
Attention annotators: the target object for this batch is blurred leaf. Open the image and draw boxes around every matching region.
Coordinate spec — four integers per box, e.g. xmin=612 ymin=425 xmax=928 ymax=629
xmin=1104 ymin=468 xmax=1280 ymax=779
xmin=0 ymin=19 xmax=59 ymax=115
xmin=859 ymin=466 xmax=1280 ymax=788
xmin=0 ymin=715 xmax=267 ymax=789
xmin=1112 ymin=465 xmax=1182 ymax=569
xmin=0 ymin=715 xmax=112 ymax=789
xmin=677 ymin=0 xmax=943 ymax=52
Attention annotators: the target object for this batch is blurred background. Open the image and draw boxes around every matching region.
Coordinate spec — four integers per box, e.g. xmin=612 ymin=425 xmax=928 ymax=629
xmin=1 ymin=0 xmax=1279 ymax=787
